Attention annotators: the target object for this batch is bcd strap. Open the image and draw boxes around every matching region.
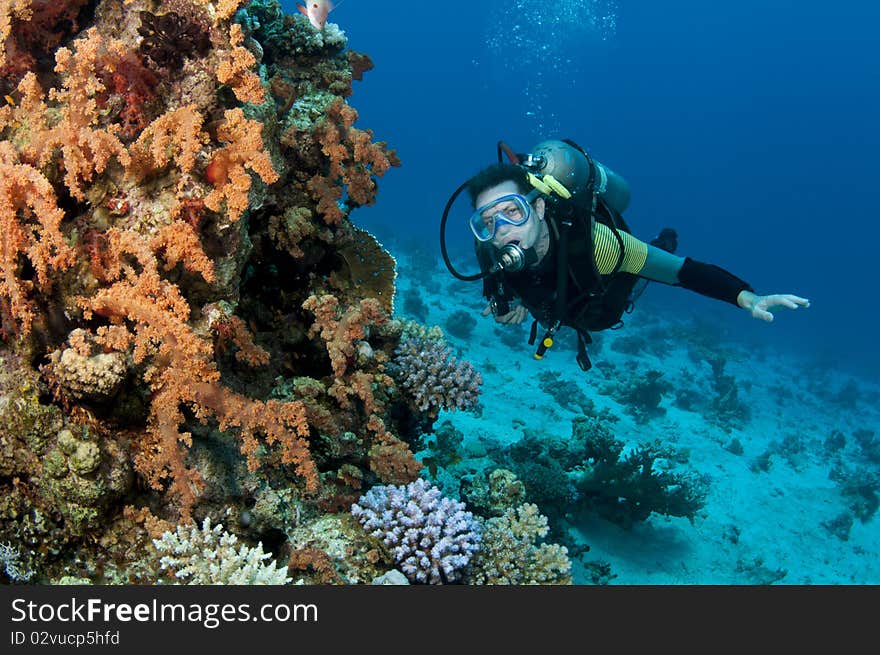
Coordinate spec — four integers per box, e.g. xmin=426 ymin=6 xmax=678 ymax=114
xmin=576 ymin=331 xmax=593 ymax=371
xmin=528 ymin=319 xmax=538 ymax=345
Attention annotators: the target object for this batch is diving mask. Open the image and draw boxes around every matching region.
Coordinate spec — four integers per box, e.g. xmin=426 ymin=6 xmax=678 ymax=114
xmin=469 ymin=189 xmax=541 ymax=242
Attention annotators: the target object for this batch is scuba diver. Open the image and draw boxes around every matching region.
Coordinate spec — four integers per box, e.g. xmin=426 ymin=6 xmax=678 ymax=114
xmin=439 ymin=139 xmax=810 ymax=371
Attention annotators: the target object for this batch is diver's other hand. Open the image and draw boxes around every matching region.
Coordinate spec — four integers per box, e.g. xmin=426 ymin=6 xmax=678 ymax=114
xmin=481 ymin=303 xmax=530 ymax=324
xmin=737 ymin=290 xmax=810 ymax=322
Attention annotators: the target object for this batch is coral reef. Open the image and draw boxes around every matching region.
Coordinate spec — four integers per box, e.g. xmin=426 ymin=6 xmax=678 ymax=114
xmin=495 ymin=321 xmax=528 ymax=349
xmin=705 ymin=355 xmax=751 ymax=431
xmin=45 ymin=330 xmax=128 ymax=401
xmin=1 ymin=541 xmax=34 ymax=583
xmin=853 ymin=428 xmax=880 ymax=465
xmin=488 ymin=416 xmax=707 ymax=533
xmin=420 ymin=418 xmax=465 ymax=476
xmin=401 ymin=287 xmax=428 ymax=323
xmin=600 ymin=365 xmax=671 ymax=424
xmin=444 ymin=309 xmax=477 ymax=340
xmin=499 ymin=430 xmax=576 ymax=535
xmin=537 ymin=369 xmax=596 ymax=415
xmin=0 ymin=0 xmax=463 ymax=585
xmin=460 ymin=468 xmax=527 ymax=518
xmin=570 ymin=416 xmax=708 ymax=528
xmin=829 ymin=464 xmax=879 ymax=526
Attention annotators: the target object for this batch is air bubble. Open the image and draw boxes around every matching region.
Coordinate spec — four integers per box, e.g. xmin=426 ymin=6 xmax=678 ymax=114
xmin=484 ymin=0 xmax=619 ymax=136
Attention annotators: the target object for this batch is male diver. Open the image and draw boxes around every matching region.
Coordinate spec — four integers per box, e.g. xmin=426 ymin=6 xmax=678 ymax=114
xmin=440 ymin=139 xmax=809 ymax=370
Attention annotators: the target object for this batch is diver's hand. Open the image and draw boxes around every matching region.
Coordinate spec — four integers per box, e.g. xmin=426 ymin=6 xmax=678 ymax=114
xmin=737 ymin=290 xmax=810 ymax=322
xmin=481 ymin=303 xmax=530 ymax=324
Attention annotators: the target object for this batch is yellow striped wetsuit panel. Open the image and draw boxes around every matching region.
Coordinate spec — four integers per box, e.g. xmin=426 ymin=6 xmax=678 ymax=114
xmin=592 ymin=222 xmax=648 ymax=275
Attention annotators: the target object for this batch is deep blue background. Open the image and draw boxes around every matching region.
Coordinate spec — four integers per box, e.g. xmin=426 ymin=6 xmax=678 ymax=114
xmin=282 ymin=0 xmax=879 ymax=377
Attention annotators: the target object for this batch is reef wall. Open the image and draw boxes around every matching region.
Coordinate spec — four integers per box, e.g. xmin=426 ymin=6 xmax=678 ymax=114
xmin=0 ymin=0 xmax=570 ymax=586
xmin=0 ymin=0 xmax=421 ymax=582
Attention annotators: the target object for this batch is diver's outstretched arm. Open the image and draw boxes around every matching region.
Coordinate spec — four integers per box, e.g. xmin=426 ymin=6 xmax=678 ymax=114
xmin=642 ymin=247 xmax=811 ymax=322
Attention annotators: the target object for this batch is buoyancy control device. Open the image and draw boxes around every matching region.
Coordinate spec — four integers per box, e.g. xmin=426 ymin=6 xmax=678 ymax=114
xmin=439 ymin=138 xmax=647 ymax=371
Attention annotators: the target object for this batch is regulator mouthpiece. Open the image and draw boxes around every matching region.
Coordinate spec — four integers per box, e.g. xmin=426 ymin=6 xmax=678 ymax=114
xmin=491 ymin=242 xmax=538 ymax=274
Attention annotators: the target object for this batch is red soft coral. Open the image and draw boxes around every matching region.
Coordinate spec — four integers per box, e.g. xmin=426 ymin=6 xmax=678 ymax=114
xmin=98 ymin=50 xmax=159 ymax=141
xmin=0 ymin=0 xmax=90 ymax=87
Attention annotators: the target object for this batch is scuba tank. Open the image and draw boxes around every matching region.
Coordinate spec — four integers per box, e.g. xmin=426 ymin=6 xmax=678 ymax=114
xmin=522 ymin=140 xmax=631 ymax=215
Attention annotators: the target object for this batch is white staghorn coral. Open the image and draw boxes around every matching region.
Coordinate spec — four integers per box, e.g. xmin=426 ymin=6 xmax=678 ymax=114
xmin=153 ymin=516 xmax=290 ymax=585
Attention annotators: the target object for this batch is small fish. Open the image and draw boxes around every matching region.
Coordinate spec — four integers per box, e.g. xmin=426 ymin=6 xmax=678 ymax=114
xmin=297 ymin=1 xmax=336 ymax=31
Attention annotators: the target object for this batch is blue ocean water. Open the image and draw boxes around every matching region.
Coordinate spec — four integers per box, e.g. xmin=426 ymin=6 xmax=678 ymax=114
xmin=291 ymin=0 xmax=879 ymax=379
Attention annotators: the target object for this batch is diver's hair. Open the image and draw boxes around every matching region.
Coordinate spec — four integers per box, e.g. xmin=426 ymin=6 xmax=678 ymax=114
xmin=466 ymin=163 xmax=531 ymax=207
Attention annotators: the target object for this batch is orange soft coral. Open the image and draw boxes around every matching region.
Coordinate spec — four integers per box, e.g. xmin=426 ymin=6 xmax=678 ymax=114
xmin=204 ymin=108 xmax=279 ymax=223
xmin=306 ymin=98 xmax=400 ymax=224
xmin=22 ymin=29 xmax=130 ymax=199
xmin=0 ymin=0 xmax=90 ymax=86
xmin=127 ymin=105 xmax=208 ymax=180
xmin=366 ymin=415 xmax=421 ymax=485
xmin=302 ymin=293 xmax=388 ymax=379
xmin=216 ymin=24 xmax=265 ymax=105
xmin=80 ymin=228 xmax=316 ymax=520
xmin=0 ymin=156 xmax=76 ymax=335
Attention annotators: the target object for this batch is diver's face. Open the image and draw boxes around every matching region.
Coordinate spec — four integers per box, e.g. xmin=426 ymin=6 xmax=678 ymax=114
xmin=474 ymin=181 xmax=545 ymax=250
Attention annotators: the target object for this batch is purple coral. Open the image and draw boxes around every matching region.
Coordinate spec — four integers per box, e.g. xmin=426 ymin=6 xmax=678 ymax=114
xmin=388 ymin=337 xmax=482 ymax=415
xmin=351 ymin=478 xmax=481 ymax=584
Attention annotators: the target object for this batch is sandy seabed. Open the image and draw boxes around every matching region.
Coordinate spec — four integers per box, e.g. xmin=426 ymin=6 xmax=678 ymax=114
xmin=393 ymin=248 xmax=880 ymax=585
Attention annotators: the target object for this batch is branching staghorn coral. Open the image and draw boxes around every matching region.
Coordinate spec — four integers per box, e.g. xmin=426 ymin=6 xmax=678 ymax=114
xmin=153 ymin=516 xmax=290 ymax=584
